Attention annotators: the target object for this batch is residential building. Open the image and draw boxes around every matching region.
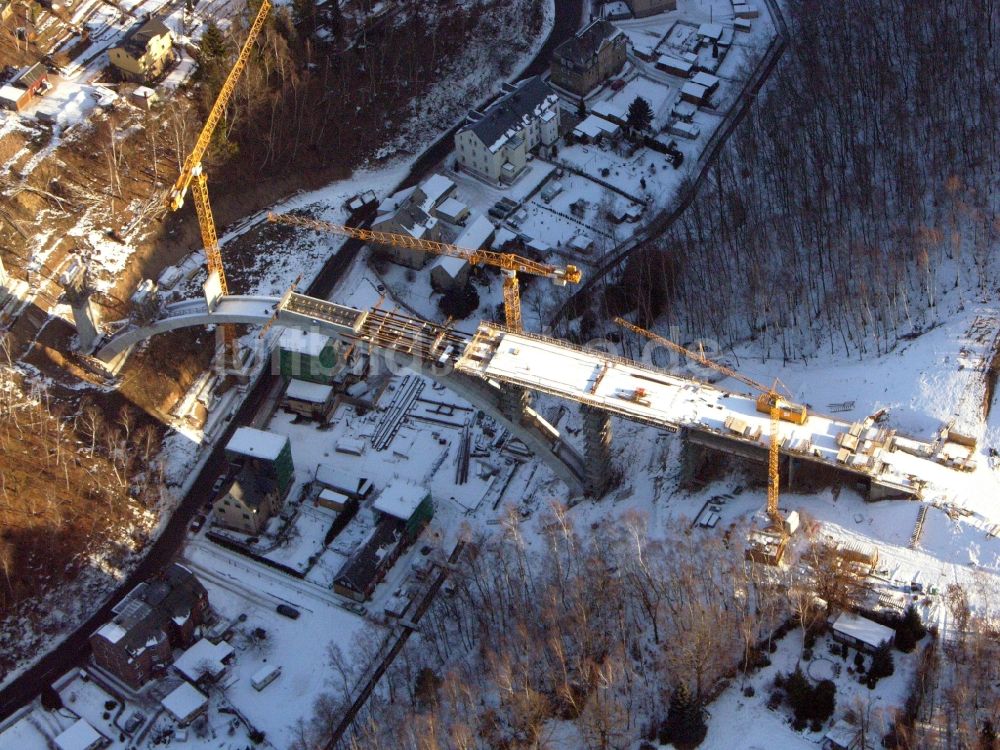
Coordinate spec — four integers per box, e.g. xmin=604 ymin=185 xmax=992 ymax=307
xmin=551 ymin=20 xmax=628 ymax=97
xmin=625 ymin=0 xmax=676 ymax=17
xmin=430 ymin=214 xmax=494 ymax=292
xmin=830 ymin=612 xmax=895 ymax=655
xmin=213 ymin=465 xmax=281 ymax=535
xmin=224 ymin=426 xmax=295 ymax=496
xmin=455 ymin=76 xmax=560 ymax=185
xmin=283 ymin=378 xmax=336 ymax=421
xmin=372 ymin=481 xmax=434 ymax=540
xmin=276 ymin=329 xmax=339 ymax=383
xmin=109 ymin=17 xmax=174 ymax=83
xmin=333 ymin=518 xmax=406 ymax=601
xmin=90 ymin=564 xmax=208 ymax=688
xmin=314 ymin=464 xmax=373 ymax=500
xmin=369 ymin=173 xmax=459 ymax=268
xmin=371 ymin=189 xmax=440 ymax=268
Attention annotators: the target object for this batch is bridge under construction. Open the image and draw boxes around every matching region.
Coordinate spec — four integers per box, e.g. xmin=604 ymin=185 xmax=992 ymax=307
xmin=97 ymin=292 xmax=973 ymax=501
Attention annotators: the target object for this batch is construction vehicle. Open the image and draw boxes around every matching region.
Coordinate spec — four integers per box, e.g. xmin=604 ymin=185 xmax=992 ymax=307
xmin=266 ymin=212 xmax=582 ymax=331
xmin=167 ymin=0 xmax=272 ymax=368
xmin=615 ymin=317 xmax=806 ymax=564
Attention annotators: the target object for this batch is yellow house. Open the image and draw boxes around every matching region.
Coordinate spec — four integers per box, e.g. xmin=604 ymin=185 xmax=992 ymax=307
xmin=109 ymin=17 xmax=174 ymax=82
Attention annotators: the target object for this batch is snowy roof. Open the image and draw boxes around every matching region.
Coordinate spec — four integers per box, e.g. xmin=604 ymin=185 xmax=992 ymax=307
xmin=376 ymin=186 xmax=417 ymax=216
xmin=373 ymin=482 xmax=428 ymax=521
xmin=697 ymin=22 xmax=724 ymax=40
xmin=831 ymin=612 xmax=895 ymax=649
xmin=96 ymin=621 xmax=127 ymax=644
xmin=573 ymin=114 xmax=620 ymax=139
xmin=418 ymin=174 xmax=455 ymax=209
xmin=691 ymin=71 xmax=720 ymax=89
xmin=429 ymin=254 xmax=469 ymax=278
xmin=454 ymin=214 xmax=495 ymax=251
xmin=286 ymin=379 xmax=334 ymax=403
xmin=0 ymin=84 xmax=23 ymax=103
xmin=161 ymin=681 xmax=208 ymax=722
xmin=553 ymin=19 xmax=625 ymax=66
xmin=173 ymin=638 xmax=234 ymax=682
xmin=658 ymin=54 xmax=693 ymax=72
xmin=570 ymin=234 xmax=593 ymax=250
xmin=591 ymin=99 xmax=628 ymax=122
xmin=492 ymin=226 xmax=518 ymax=249
xmin=460 ymin=76 xmax=557 ymax=153
xmin=681 ymin=81 xmax=708 ymax=99
xmin=319 ymin=488 xmax=351 ymax=506
xmin=436 ymin=197 xmax=468 ymax=220
xmin=278 ymin=328 xmax=331 ymax=356
xmin=574 ymin=116 xmax=606 ymax=139
xmin=673 ymin=100 xmax=698 ymax=117
xmin=54 ymin=719 xmax=103 ymax=750
xmin=226 ymin=427 xmax=288 ymax=461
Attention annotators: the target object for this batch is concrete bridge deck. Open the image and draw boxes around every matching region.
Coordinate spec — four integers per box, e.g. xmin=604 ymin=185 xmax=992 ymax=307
xmin=97 ymin=296 xmax=970 ymax=501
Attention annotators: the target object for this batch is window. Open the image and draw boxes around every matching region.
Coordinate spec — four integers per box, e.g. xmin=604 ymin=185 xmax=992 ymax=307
xmin=242 ymin=513 xmax=250 ymax=520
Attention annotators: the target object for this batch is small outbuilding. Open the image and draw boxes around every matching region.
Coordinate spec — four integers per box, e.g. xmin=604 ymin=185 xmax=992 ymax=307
xmin=173 ymin=638 xmax=234 ymax=683
xmin=54 ymin=719 xmax=106 ymax=750
xmin=161 ymin=681 xmax=208 ymax=726
xmin=831 ymin=612 xmax=895 ymax=654
xmin=656 ymin=55 xmax=693 ymax=77
xmin=434 ymin=197 xmax=470 ymax=224
xmin=680 ymin=81 xmax=709 ymax=105
xmin=283 ymin=378 xmax=336 ymax=421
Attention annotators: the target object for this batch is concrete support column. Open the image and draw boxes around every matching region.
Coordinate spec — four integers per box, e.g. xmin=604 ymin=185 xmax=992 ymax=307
xmin=582 ymin=405 xmax=613 ymax=497
xmin=60 ymin=258 xmax=101 ymax=352
xmin=499 ymin=383 xmax=531 ymax=424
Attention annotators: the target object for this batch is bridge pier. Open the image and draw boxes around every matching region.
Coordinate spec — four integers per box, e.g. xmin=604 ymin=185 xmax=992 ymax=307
xmin=582 ymin=405 xmax=613 ymax=497
xmin=499 ymin=384 xmax=532 ymax=423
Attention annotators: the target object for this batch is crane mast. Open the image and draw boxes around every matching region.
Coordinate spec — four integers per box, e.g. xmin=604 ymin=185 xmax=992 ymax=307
xmin=167 ymin=0 xmax=272 ymax=364
xmin=614 ymin=317 xmax=806 ymax=556
xmin=267 ymin=212 xmax=581 ymax=331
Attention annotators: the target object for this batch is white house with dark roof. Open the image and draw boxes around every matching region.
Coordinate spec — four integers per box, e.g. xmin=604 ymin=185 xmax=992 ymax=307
xmin=455 ymin=76 xmax=560 ymax=185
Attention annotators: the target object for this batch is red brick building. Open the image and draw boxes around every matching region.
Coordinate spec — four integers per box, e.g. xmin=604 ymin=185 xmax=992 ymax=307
xmin=90 ymin=563 xmax=208 ymax=688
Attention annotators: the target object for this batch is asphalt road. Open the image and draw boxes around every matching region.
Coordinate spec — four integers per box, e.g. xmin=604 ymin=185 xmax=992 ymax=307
xmin=0 ymin=0 xmax=585 ymax=722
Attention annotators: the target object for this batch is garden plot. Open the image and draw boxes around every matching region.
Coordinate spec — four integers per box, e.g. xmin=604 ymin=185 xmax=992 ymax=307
xmin=596 ymin=74 xmax=679 ymax=132
xmin=517 ymin=172 xmax=638 ymax=251
xmin=700 ymin=624 xmax=920 ymax=750
xmin=557 ymin=140 xmax=687 ymax=209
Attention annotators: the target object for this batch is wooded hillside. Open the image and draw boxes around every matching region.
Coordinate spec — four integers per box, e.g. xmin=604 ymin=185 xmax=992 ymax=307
xmin=617 ymin=0 xmax=998 ymax=359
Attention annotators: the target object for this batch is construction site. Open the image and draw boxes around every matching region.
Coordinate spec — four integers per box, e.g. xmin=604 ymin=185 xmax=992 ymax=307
xmin=3 ymin=0 xmax=1000 ymax=747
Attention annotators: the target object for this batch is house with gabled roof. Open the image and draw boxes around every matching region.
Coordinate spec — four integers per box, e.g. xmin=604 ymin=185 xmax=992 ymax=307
xmin=550 ymin=19 xmax=628 ymax=97
xmin=109 ymin=17 xmax=174 ymax=83
xmin=454 ymin=76 xmax=560 ymax=185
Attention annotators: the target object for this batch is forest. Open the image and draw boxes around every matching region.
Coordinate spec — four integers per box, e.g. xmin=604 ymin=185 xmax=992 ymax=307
xmin=608 ymin=0 xmax=999 ymax=360
xmin=0 ymin=338 xmax=168 ymax=676
xmin=283 ymin=505 xmax=1000 ymax=750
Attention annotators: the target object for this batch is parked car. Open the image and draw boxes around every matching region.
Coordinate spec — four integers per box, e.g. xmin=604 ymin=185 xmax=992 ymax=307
xmin=123 ymin=710 xmax=145 ymax=733
xmin=189 ymin=514 xmax=206 ymax=532
xmin=276 ymin=604 xmax=300 ymax=619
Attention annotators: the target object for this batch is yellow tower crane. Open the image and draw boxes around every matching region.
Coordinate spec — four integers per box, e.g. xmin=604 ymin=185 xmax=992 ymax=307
xmin=266 ymin=212 xmax=582 ymax=331
xmin=614 ymin=317 xmax=808 ymax=561
xmin=167 ymin=0 xmax=272 ymax=365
